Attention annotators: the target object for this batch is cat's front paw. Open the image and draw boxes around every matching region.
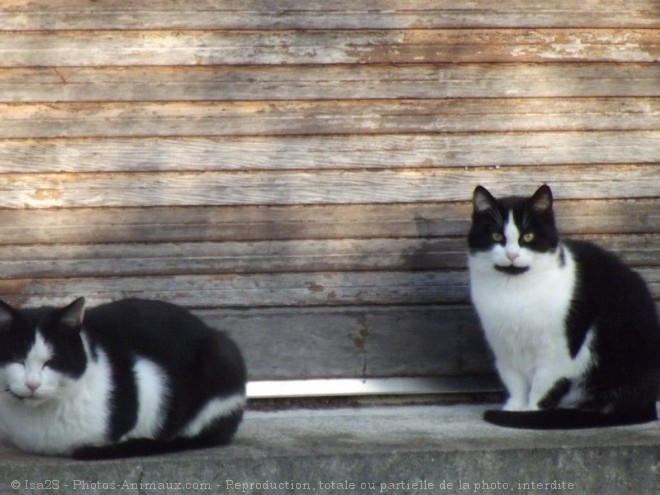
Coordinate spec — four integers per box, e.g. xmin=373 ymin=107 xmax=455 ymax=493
xmin=503 ymin=398 xmax=526 ymax=411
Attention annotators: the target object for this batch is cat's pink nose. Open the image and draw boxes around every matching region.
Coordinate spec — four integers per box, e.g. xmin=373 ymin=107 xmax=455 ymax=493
xmin=506 ymin=251 xmax=520 ymax=261
xmin=26 ymin=381 xmax=40 ymax=393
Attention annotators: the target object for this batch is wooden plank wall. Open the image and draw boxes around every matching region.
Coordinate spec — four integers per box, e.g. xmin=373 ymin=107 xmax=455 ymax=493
xmin=0 ymin=1 xmax=658 ymax=386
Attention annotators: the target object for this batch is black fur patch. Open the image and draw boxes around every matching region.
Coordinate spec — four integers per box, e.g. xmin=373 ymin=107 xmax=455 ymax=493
xmin=537 ymin=378 xmax=571 ymax=410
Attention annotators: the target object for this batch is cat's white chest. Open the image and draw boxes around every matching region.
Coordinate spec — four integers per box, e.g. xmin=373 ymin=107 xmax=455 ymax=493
xmin=469 ymin=249 xmax=576 ymax=373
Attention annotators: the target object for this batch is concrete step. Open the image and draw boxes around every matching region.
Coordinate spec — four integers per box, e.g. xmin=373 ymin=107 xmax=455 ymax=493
xmin=1 ymin=403 xmax=658 ymax=494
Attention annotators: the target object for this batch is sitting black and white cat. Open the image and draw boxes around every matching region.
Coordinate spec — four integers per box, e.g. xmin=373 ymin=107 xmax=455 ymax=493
xmin=468 ymin=184 xmax=660 ymax=428
xmin=0 ymin=297 xmax=246 ymax=459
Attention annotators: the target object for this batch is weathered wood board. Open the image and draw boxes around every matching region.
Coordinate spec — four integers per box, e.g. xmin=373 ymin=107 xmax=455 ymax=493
xmin=1 ymin=99 xmax=659 ymax=139
xmin=1 ymin=133 xmax=658 ymax=172
xmin=0 ymin=166 xmax=657 ymax=208
xmin=0 ymin=30 xmax=657 ymax=67
xmin=3 ymin=65 xmax=659 ymax=102
xmin=1 ymin=1 xmax=657 ymax=30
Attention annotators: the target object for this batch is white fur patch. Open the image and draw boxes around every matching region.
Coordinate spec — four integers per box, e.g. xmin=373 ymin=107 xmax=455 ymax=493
xmin=470 ymin=242 xmax=593 ymax=410
xmin=180 ymin=393 xmax=245 ymax=438
xmin=0 ymin=333 xmax=112 ymax=455
xmin=123 ymin=358 xmax=167 ymax=441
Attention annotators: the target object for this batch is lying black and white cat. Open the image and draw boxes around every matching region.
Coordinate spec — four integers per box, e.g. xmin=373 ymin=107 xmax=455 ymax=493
xmin=0 ymin=297 xmax=246 ymax=459
xmin=468 ymin=184 xmax=660 ymax=428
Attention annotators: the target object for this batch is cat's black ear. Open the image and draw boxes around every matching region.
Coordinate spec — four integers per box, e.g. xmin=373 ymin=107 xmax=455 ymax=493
xmin=473 ymin=185 xmax=497 ymax=213
xmin=530 ymin=184 xmax=553 ymax=213
xmin=0 ymin=300 xmax=17 ymax=331
xmin=59 ymin=297 xmax=86 ymax=333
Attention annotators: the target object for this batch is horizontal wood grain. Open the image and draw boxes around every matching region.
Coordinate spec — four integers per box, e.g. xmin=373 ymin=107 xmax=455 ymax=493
xmin=0 ymin=234 xmax=654 ymax=279
xmin=196 ymin=305 xmax=491 ymax=380
xmin=208 ymin=301 xmax=660 ymax=379
xmin=0 ymin=268 xmax=657 ymax=310
xmin=3 ymin=64 xmax=658 ymax=102
xmin=0 ymin=99 xmax=658 ymax=139
xmin=0 ymin=165 xmax=656 ymax=208
xmin=1 ymin=132 xmax=658 ymax=173
xmin=0 ymin=30 xmax=656 ymax=67
xmin=0 ymin=199 xmax=656 ymax=245
xmin=0 ymin=271 xmax=469 ymax=308
xmin=1 ymin=1 xmax=655 ymax=30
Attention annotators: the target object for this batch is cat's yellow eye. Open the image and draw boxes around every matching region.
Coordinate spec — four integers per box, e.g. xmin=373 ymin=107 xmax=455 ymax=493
xmin=492 ymin=232 xmax=504 ymax=242
xmin=522 ymin=232 xmax=535 ymax=243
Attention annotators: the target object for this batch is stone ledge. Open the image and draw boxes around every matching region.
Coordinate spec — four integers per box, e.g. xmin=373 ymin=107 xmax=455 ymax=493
xmin=1 ymin=403 xmax=658 ymax=494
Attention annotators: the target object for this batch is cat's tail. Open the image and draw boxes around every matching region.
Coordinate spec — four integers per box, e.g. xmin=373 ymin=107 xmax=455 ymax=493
xmin=73 ymin=409 xmax=243 ymax=460
xmin=484 ymin=406 xmax=658 ymax=430
xmin=72 ymin=437 xmax=212 ymax=461
xmin=72 ymin=429 xmax=238 ymax=461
